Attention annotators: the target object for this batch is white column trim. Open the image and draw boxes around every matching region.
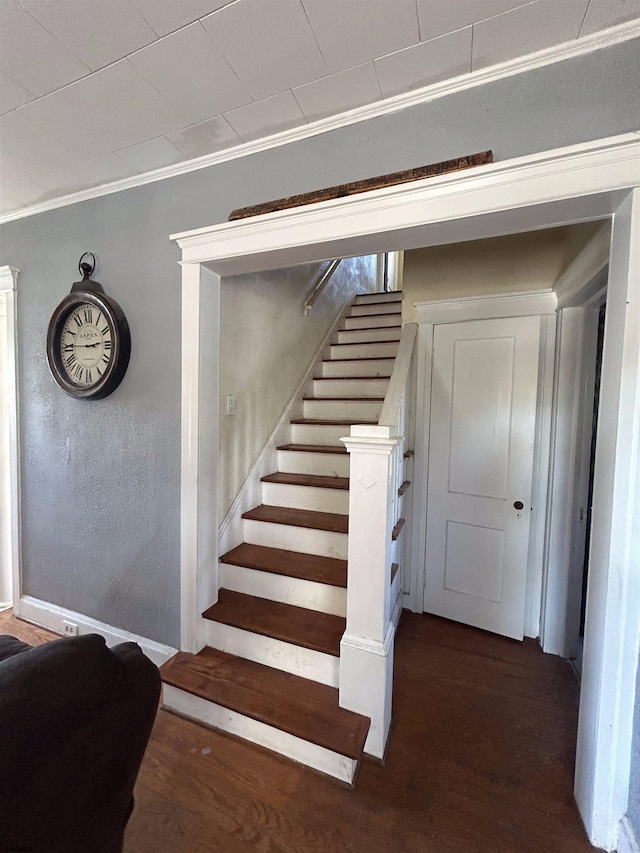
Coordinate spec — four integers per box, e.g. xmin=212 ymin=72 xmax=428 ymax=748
xmin=415 ymin=289 xmax=557 ymax=324
xmin=0 ymin=266 xmax=21 ymax=613
xmin=618 ymin=816 xmax=640 ymax=853
xmin=180 ymin=263 xmax=220 ymax=653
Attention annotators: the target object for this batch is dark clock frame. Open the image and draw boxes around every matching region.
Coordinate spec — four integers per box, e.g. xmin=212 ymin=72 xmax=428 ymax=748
xmin=46 ymin=287 xmax=131 ymax=400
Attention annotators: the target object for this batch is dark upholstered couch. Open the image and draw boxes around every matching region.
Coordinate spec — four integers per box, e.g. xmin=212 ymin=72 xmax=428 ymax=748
xmin=0 ymin=632 xmax=161 ymax=853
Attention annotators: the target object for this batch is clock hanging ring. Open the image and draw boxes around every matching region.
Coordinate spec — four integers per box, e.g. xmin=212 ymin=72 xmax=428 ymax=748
xmin=46 ymin=253 xmax=131 ymax=400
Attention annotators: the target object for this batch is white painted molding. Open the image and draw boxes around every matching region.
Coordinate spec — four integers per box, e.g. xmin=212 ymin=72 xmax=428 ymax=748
xmin=2 ymin=21 xmax=638 ymax=226
xmin=180 ymin=264 xmax=220 ymax=654
xmin=217 ymin=275 xmax=366 ymax=556
xmin=555 ymin=222 xmax=612 ymax=308
xmin=341 ymin=620 xmax=395 ymax=658
xmin=0 ymin=266 xmax=19 ymax=291
xmin=618 ymin=816 xmax=640 ymax=853
xmin=173 ymin=135 xmax=640 ymax=276
xmin=0 ymin=267 xmax=21 ymax=615
xmin=415 ymin=290 xmax=557 ymax=324
xmin=379 ymin=323 xmax=417 ymax=427
xmin=19 ymin=595 xmax=177 ymax=667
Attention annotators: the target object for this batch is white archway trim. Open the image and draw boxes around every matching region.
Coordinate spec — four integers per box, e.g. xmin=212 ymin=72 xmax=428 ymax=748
xmin=0 ymin=266 xmax=20 ymax=613
xmin=172 ymin=133 xmax=640 ymax=851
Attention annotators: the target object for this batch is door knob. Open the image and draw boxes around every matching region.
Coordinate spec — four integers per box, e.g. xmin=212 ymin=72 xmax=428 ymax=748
xmin=514 ymin=500 xmax=524 ymax=510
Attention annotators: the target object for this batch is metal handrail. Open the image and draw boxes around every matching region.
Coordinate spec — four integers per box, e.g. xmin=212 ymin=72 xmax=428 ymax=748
xmin=303 ymin=259 xmax=342 ymax=315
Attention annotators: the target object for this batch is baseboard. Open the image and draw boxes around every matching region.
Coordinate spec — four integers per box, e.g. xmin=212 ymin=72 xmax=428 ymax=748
xmin=217 ymin=276 xmax=369 ymax=556
xmin=17 ymin=595 xmax=177 ymax=667
xmin=618 ymin=816 xmax=640 ymax=853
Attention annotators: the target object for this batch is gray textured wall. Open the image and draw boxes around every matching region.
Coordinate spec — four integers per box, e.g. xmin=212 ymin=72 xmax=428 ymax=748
xmin=0 ymin=38 xmax=638 ymax=650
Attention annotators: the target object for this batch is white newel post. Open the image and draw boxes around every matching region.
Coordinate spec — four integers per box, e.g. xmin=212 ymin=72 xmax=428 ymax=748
xmin=340 ymin=425 xmax=398 ymax=759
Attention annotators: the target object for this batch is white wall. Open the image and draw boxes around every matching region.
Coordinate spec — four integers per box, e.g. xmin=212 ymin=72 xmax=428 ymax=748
xmin=0 ymin=292 xmax=10 ymax=605
xmin=402 ymin=224 xmax=601 ymax=321
xmin=219 ymin=256 xmax=376 ymax=517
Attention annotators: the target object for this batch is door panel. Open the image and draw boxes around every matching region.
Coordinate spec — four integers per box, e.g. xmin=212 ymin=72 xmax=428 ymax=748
xmin=423 ymin=316 xmax=540 ymax=640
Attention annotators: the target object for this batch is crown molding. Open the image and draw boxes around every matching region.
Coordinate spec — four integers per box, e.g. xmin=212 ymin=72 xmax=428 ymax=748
xmin=1 ymin=19 xmax=638 ymax=227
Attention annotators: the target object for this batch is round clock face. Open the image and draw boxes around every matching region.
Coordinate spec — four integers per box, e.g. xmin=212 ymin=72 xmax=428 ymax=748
xmin=59 ymin=302 xmax=113 ymax=388
xmin=47 ymin=288 xmax=130 ymax=400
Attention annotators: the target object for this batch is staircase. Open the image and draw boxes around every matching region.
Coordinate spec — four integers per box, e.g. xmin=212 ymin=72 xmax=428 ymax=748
xmin=160 ymin=290 xmax=403 ymax=784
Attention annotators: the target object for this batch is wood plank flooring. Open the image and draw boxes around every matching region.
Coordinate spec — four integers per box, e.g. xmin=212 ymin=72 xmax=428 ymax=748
xmin=0 ymin=609 xmax=599 ymax=853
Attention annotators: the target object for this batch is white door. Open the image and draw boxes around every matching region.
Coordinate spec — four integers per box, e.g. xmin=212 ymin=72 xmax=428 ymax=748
xmin=423 ymin=316 xmax=541 ymax=639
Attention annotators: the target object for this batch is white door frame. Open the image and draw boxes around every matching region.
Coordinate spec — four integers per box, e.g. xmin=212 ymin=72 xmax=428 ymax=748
xmin=410 ymin=290 xmax=558 ymax=641
xmin=172 ymin=133 xmax=640 ymax=851
xmin=0 ymin=266 xmax=21 ymax=612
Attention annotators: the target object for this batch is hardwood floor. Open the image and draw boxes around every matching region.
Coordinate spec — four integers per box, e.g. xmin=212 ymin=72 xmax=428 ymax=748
xmin=0 ymin=609 xmax=599 ymax=852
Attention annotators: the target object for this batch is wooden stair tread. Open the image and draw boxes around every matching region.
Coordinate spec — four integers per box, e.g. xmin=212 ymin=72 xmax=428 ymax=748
xmin=160 ymin=646 xmax=368 ymax=759
xmin=203 ymin=590 xmax=345 ymax=656
xmin=313 ymin=377 xmax=392 ymax=383
xmin=220 ymin=543 xmax=347 ymax=587
xmin=278 ymin=443 xmax=347 ymax=454
xmin=303 ymin=396 xmax=385 ymax=402
xmin=242 ymin=504 xmax=348 ymax=533
xmin=331 ymin=340 xmax=400 ymax=347
xmin=341 ymin=325 xmax=401 ymax=331
xmin=323 ymin=357 xmax=395 ymax=363
xmin=347 ymin=310 xmax=401 ymax=318
xmin=290 ymin=418 xmax=378 ymax=425
xmin=261 ymin=472 xmax=349 ymax=490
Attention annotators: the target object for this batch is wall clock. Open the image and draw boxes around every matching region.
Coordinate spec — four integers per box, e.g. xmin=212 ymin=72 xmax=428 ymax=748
xmin=46 ymin=254 xmax=131 ymax=400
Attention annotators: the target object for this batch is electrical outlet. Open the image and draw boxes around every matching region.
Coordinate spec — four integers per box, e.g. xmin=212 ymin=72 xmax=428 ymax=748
xmin=62 ymin=620 xmax=78 ymax=637
xmin=225 ymin=394 xmax=236 ymax=417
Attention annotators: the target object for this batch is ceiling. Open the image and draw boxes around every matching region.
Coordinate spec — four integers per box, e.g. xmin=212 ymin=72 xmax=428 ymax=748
xmin=1 ymin=0 xmax=638 ymax=220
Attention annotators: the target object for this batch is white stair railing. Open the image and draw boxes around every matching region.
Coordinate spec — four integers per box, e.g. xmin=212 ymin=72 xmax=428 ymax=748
xmin=340 ymin=322 xmax=417 ymax=758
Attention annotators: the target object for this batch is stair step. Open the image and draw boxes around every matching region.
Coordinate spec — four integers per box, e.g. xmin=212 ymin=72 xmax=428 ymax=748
xmin=220 ymin=543 xmax=347 ymax=587
xmin=336 ymin=327 xmax=401 ymax=344
xmin=262 ymin=472 xmax=348 ymax=490
xmin=303 ymin=396 xmax=383 ymax=420
xmin=329 ymin=341 xmax=399 ymax=359
xmin=349 ymin=303 xmax=402 ymax=317
xmin=277 ymin=444 xmax=349 ymax=477
xmin=313 ymin=377 xmax=389 ymax=398
xmin=160 ymin=647 xmax=369 ymax=760
xmin=242 ymin=504 xmax=348 ymax=534
xmin=261 ymin=472 xmax=349 ymax=512
xmin=344 ymin=313 xmax=403 ymax=330
xmin=278 ymin=443 xmax=347 ymax=454
xmin=290 ymin=418 xmax=378 ymax=425
xmin=203 ymin=589 xmax=345 ymax=656
xmin=353 ymin=291 xmax=402 ymax=305
xmin=321 ymin=357 xmax=395 ymax=378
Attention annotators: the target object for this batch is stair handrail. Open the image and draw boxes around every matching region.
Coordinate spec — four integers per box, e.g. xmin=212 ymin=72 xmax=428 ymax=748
xmin=378 ymin=323 xmax=418 ymax=428
xmin=303 ymin=259 xmax=342 ymax=315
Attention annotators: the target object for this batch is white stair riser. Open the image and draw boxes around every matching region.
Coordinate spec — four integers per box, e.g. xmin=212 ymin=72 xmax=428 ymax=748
xmin=303 ymin=398 xmax=383 ymax=420
xmin=344 ymin=314 xmax=402 ymax=330
xmin=354 ymin=292 xmax=402 ymax=305
xmin=321 ymin=359 xmax=394 ymax=378
xmin=244 ymin=518 xmax=348 ymax=559
xmin=350 ymin=302 xmax=402 ymax=317
xmin=313 ymin=377 xmax=389 ymax=398
xmin=262 ymin=481 xmax=349 ymax=514
xmin=330 ymin=342 xmax=399 ymax=359
xmin=278 ymin=450 xmax=350 ymax=477
xmin=220 ymin=563 xmax=347 ymax=617
xmin=336 ymin=327 xmax=400 ymax=344
xmin=162 ymin=685 xmax=357 ymax=783
xmin=204 ymin=619 xmax=339 ymax=686
xmin=291 ymin=423 xmax=350 ymax=445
